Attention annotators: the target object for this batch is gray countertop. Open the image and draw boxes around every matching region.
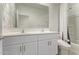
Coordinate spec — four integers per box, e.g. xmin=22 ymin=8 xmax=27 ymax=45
xmin=2 ymin=31 xmax=59 ymax=37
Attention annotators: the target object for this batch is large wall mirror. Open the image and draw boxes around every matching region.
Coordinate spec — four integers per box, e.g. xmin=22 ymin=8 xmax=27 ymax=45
xmin=2 ymin=3 xmax=59 ymax=34
xmin=15 ymin=3 xmax=49 ymax=31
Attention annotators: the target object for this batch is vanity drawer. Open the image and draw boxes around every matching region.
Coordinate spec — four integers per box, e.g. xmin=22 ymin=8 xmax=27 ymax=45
xmin=37 ymin=33 xmax=59 ymax=41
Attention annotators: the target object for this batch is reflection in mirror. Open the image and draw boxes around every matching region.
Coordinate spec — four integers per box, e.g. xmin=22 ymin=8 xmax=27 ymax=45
xmin=15 ymin=3 xmax=49 ymax=32
xmin=18 ymin=14 xmax=29 ymax=29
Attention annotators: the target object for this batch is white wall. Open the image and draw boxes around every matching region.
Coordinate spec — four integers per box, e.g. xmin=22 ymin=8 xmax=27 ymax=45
xmin=60 ymin=4 xmax=68 ymax=41
xmin=76 ymin=16 xmax=79 ymax=44
xmin=0 ymin=4 xmax=3 ymax=35
xmin=73 ymin=4 xmax=79 ymax=44
xmin=68 ymin=15 xmax=77 ymax=43
xmin=68 ymin=4 xmax=79 ymax=44
xmin=68 ymin=4 xmax=79 ymax=17
xmin=16 ymin=4 xmax=49 ymax=29
xmin=49 ymin=4 xmax=59 ymax=32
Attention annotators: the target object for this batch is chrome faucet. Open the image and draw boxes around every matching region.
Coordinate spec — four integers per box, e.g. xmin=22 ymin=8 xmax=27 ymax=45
xmin=42 ymin=28 xmax=44 ymax=32
xmin=22 ymin=29 xmax=24 ymax=33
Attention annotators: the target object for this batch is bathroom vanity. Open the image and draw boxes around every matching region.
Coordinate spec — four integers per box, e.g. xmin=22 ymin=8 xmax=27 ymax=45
xmin=0 ymin=3 xmax=60 ymax=55
xmin=2 ymin=32 xmax=59 ymax=55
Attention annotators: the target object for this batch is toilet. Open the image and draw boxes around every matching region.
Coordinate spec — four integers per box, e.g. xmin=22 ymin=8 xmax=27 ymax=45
xmin=58 ymin=40 xmax=71 ymax=55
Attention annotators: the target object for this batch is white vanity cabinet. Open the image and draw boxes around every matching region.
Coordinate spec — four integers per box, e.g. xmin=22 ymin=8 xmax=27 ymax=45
xmin=3 ymin=44 xmax=22 ymax=55
xmin=3 ymin=35 xmax=37 ymax=55
xmin=37 ymin=33 xmax=58 ymax=55
xmin=38 ymin=39 xmax=57 ymax=55
xmin=23 ymin=42 xmax=37 ymax=55
xmin=3 ymin=42 xmax=37 ymax=55
xmin=0 ymin=39 xmax=2 ymax=55
xmin=2 ymin=33 xmax=58 ymax=55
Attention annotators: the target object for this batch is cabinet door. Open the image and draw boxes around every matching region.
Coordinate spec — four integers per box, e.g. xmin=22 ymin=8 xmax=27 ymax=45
xmin=23 ymin=42 xmax=37 ymax=55
xmin=3 ymin=44 xmax=22 ymax=55
xmin=38 ymin=39 xmax=58 ymax=55
xmin=0 ymin=39 xmax=2 ymax=53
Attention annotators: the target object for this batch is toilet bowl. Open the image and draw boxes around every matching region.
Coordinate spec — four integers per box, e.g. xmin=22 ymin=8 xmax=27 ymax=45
xmin=58 ymin=40 xmax=71 ymax=55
